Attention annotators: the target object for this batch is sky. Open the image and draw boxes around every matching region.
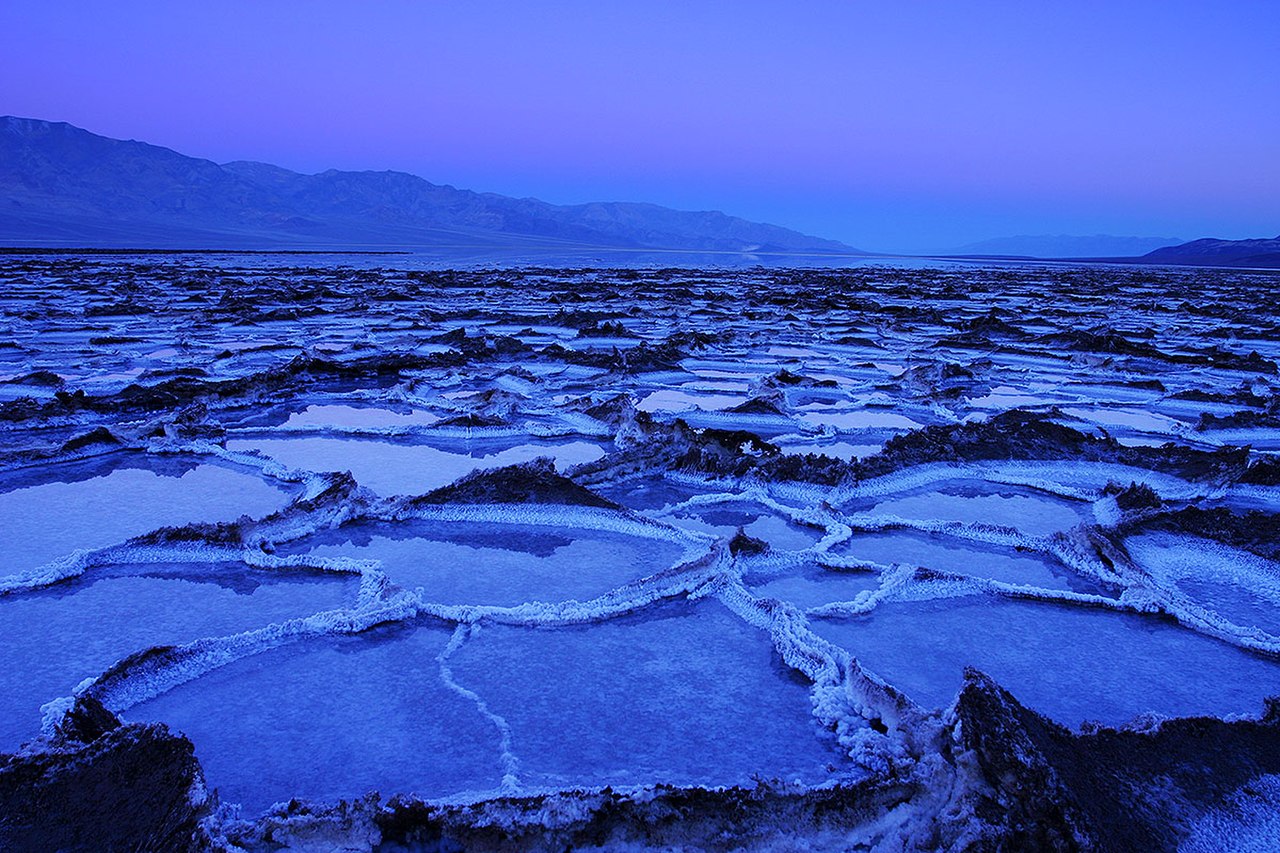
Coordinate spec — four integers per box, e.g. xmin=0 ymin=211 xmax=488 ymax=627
xmin=1 ymin=1 xmax=1277 ymax=253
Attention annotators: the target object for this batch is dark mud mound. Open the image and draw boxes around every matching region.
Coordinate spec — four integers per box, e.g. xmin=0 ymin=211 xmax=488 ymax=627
xmin=412 ymin=459 xmax=621 ymax=509
xmin=955 ymin=668 xmax=1280 ymax=852
xmin=729 ymin=527 xmax=770 ymax=556
xmin=856 ymin=410 xmax=1251 ymax=483
xmin=0 ymin=703 xmax=204 ymax=853
xmin=1137 ymin=506 xmax=1280 ymax=561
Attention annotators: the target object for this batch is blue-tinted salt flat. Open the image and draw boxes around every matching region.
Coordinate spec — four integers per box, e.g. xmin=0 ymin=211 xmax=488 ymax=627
xmin=127 ymin=621 xmax=500 ymax=812
xmin=662 ymin=505 xmax=822 ymax=551
xmin=778 ymin=440 xmax=884 ymax=461
xmin=0 ymin=564 xmax=357 ymax=751
xmin=1126 ymin=534 xmax=1280 ymax=635
xmin=449 ymin=602 xmax=846 ymax=790
xmin=811 ymin=596 xmax=1280 ymax=726
xmin=283 ymin=403 xmax=441 ymax=429
xmin=834 ymin=529 xmax=1094 ymax=592
xmin=1057 ymin=406 xmax=1188 ymax=436
xmin=11 ymin=258 xmax=1280 ymax=844
xmin=746 ymin=565 xmax=882 ymax=609
xmin=223 ymin=435 xmax=606 ymax=496
xmin=290 ymin=520 xmax=686 ymax=605
xmin=798 ymin=410 xmax=923 ymax=431
xmin=636 ymin=389 xmax=746 ymax=413
xmin=857 ymin=482 xmax=1090 ymax=537
xmin=0 ymin=457 xmax=294 ymax=577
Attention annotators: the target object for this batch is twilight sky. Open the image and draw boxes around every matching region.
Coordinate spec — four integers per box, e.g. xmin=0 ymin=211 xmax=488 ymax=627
xmin=2 ymin=1 xmax=1276 ymax=253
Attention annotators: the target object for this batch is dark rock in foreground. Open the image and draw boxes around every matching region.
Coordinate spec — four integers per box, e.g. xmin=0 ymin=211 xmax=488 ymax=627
xmin=0 ymin=702 xmax=204 ymax=853
xmin=954 ymin=668 xmax=1280 ymax=851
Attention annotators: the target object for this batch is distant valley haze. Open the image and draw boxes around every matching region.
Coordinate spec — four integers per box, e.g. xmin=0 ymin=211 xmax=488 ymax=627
xmin=0 ymin=2 xmax=1274 ymax=255
xmin=3 ymin=115 xmax=1277 ymax=268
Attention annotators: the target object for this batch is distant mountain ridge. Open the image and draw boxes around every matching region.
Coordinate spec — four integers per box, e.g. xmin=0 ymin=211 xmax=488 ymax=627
xmin=0 ymin=116 xmax=859 ymax=253
xmin=943 ymin=234 xmax=1184 ymax=259
xmin=1140 ymin=235 xmax=1280 ymax=268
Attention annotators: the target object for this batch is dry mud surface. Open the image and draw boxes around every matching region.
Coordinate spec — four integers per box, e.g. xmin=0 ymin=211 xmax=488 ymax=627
xmin=2 ymin=256 xmax=1280 ymax=851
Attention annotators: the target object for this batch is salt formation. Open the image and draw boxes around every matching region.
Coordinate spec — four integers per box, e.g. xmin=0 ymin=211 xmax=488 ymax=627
xmin=2 ymin=256 xmax=1279 ymax=851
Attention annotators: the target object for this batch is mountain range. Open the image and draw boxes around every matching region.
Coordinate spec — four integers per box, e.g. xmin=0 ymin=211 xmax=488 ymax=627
xmin=939 ymin=233 xmax=1280 ymax=269
xmin=0 ymin=116 xmax=858 ymax=254
xmin=1139 ymin=236 xmax=1280 ymax=269
xmin=2 ymin=116 xmax=1274 ymax=267
xmin=942 ymin=234 xmax=1185 ymax=259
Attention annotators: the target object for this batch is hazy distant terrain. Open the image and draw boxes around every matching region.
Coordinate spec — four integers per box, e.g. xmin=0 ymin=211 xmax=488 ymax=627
xmin=945 ymin=234 xmax=1184 ymax=259
xmin=1140 ymin=235 xmax=1280 ymax=268
xmin=941 ymin=233 xmax=1280 ymax=269
xmin=0 ymin=117 xmax=859 ymax=254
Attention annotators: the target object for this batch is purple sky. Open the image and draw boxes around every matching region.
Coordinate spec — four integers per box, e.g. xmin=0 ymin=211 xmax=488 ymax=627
xmin=2 ymin=1 xmax=1276 ymax=252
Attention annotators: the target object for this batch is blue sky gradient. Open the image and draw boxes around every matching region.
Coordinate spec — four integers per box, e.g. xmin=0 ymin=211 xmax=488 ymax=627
xmin=2 ymin=1 xmax=1276 ymax=252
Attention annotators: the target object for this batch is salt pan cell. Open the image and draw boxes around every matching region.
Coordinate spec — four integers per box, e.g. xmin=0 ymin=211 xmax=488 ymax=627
xmin=450 ymin=602 xmax=847 ymax=790
xmin=798 ymin=410 xmax=923 ymax=431
xmin=859 ymin=481 xmax=1090 ymax=538
xmin=663 ymin=505 xmax=822 ymax=551
xmin=1126 ymin=534 xmax=1280 ymax=636
xmin=128 ymin=621 xmax=499 ymax=812
xmin=291 ymin=519 xmax=687 ymax=605
xmin=811 ymin=595 xmax=1280 ymax=726
xmin=284 ymin=404 xmax=441 ymax=429
xmin=636 ymin=389 xmax=745 ymax=413
xmin=0 ymin=456 xmax=294 ymax=578
xmin=1058 ymin=406 xmax=1185 ymax=435
xmin=0 ymin=563 xmax=357 ymax=750
xmin=835 ymin=529 xmax=1096 ymax=593
xmin=746 ymin=565 xmax=882 ymax=610
xmin=225 ymin=436 xmax=605 ymax=496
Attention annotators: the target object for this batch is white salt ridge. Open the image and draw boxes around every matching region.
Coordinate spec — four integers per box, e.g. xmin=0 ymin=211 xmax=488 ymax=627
xmin=824 ymin=461 xmax=1208 ymax=506
xmin=175 ymin=439 xmax=329 ymax=490
xmin=714 ymin=577 xmax=922 ymax=773
xmin=438 ymin=624 xmax=522 ymax=793
xmin=79 ymin=597 xmax=424 ymax=718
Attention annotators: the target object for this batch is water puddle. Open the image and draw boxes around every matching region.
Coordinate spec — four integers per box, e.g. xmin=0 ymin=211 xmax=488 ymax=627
xmin=835 ymin=529 xmax=1094 ymax=592
xmin=450 ymin=601 xmax=846 ymax=790
xmin=224 ymin=436 xmax=606 ymax=496
xmin=812 ymin=596 xmax=1280 ymax=726
xmin=0 ymin=563 xmax=356 ymax=751
xmin=289 ymin=519 xmax=687 ymax=605
xmin=0 ymin=456 xmax=295 ymax=578
xmin=127 ymin=620 xmax=499 ymax=812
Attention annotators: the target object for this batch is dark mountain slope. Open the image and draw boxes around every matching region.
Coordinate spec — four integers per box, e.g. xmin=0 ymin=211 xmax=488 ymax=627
xmin=1141 ymin=235 xmax=1280 ymax=268
xmin=0 ymin=117 xmax=859 ymax=253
